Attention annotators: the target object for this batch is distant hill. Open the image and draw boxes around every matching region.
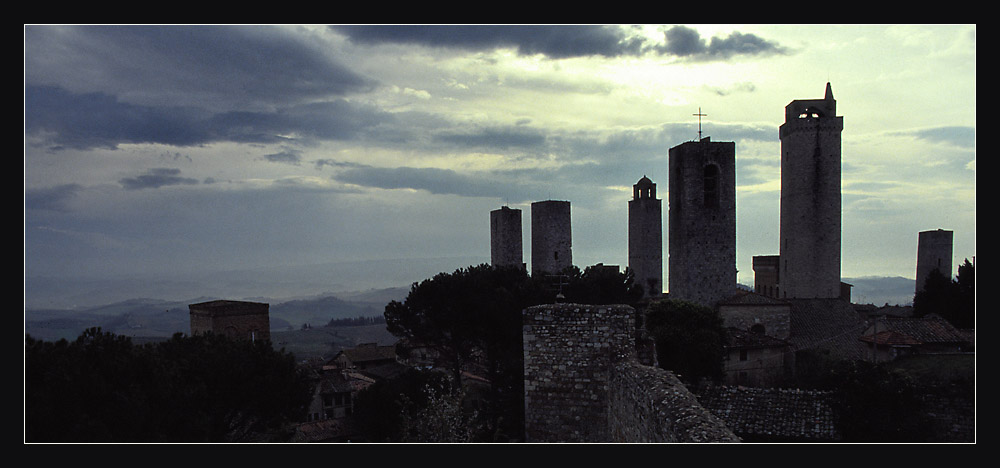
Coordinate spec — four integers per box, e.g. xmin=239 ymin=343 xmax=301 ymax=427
xmin=24 ymin=293 xmax=392 ymax=343
xmin=844 ymin=276 xmax=916 ymax=306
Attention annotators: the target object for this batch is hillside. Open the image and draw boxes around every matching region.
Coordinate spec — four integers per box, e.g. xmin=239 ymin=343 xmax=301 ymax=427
xmin=24 ymin=291 xmax=400 ymax=343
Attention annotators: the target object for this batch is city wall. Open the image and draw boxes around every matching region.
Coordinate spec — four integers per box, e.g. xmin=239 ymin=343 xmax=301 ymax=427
xmin=523 ymin=303 xmax=739 ymax=442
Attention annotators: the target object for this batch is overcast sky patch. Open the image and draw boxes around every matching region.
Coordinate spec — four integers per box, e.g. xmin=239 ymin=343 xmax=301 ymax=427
xmin=119 ymin=168 xmax=199 ymax=190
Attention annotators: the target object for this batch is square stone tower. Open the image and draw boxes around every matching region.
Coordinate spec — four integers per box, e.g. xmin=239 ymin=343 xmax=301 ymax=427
xmin=531 ymin=200 xmax=572 ymax=275
xmin=628 ymin=176 xmax=662 ymax=298
xmin=189 ymin=300 xmax=270 ymax=342
xmin=778 ymin=83 xmax=844 ymax=299
xmin=491 ymin=206 xmax=524 ymax=269
xmin=668 ymin=137 xmax=737 ymax=308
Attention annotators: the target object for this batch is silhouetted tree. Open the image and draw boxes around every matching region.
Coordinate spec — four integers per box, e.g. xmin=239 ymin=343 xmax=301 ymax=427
xmin=644 ymin=299 xmax=726 ymax=384
xmin=25 ymin=328 xmax=312 ymax=442
xmin=913 ymin=258 xmax=975 ymax=328
xmin=352 ymin=368 xmax=454 ymax=442
xmin=557 ymin=264 xmax=644 ymax=307
xmin=384 ymin=264 xmax=548 ymax=441
xmin=383 ymin=262 xmax=645 ymax=441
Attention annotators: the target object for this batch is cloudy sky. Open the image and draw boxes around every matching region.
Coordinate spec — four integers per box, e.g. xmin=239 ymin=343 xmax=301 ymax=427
xmin=24 ymin=24 xmax=976 ymax=303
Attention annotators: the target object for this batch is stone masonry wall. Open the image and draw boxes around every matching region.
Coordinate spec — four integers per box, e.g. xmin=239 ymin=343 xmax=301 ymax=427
xmin=522 ymin=304 xmax=634 ymax=442
xmin=608 ymin=360 xmax=740 ymax=442
xmin=523 ymin=303 xmax=739 ymax=443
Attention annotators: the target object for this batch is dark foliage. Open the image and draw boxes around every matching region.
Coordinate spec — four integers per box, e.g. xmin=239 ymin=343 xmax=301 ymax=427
xmin=25 ymin=328 xmax=312 ymax=442
xmin=825 ymin=360 xmax=932 ymax=442
xmin=384 ymin=264 xmax=548 ymax=441
xmin=351 ymin=368 xmax=454 ymax=442
xmin=326 ymin=315 xmax=386 ymax=327
xmin=382 ymin=262 xmax=642 ymax=441
xmin=644 ymin=299 xmax=726 ymax=384
xmin=556 ymin=264 xmax=644 ymax=307
xmin=913 ymin=258 xmax=975 ymax=328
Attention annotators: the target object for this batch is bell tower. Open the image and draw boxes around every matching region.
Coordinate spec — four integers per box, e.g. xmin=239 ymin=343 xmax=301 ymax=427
xmin=628 ymin=176 xmax=662 ymax=298
xmin=778 ymin=83 xmax=844 ymax=299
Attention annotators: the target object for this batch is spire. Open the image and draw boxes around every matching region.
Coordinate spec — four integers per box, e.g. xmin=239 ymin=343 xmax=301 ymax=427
xmin=825 ymin=82 xmax=834 ymax=101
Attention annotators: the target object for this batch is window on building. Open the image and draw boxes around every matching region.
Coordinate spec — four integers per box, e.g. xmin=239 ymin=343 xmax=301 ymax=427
xmin=739 ymin=349 xmax=748 ymax=361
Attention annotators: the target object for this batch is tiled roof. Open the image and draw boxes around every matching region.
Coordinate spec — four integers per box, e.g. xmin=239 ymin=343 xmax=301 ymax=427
xmin=724 ymin=327 xmax=791 ymax=349
xmin=863 ymin=316 xmax=969 ymax=345
xmin=786 ymin=298 xmax=870 ymax=361
xmin=317 ymin=370 xmax=376 ymax=393
xmin=859 ymin=330 xmax=922 ymax=346
xmin=696 ymin=386 xmax=839 ymax=441
xmin=329 ymin=344 xmax=398 ymax=365
xmin=718 ymin=290 xmax=788 ymax=306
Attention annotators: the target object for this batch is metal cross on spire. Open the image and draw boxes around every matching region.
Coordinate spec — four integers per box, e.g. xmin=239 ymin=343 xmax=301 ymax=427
xmin=693 ymin=107 xmax=707 ymax=140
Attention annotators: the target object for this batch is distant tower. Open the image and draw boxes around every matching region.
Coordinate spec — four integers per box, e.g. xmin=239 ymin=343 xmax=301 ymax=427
xmin=915 ymin=229 xmax=954 ymax=293
xmin=779 ymin=83 xmax=844 ymax=299
xmin=491 ymin=206 xmax=524 ymax=269
xmin=531 ymin=200 xmax=572 ymax=275
xmin=668 ymin=137 xmax=737 ymax=308
xmin=628 ymin=176 xmax=662 ymax=297
xmin=752 ymin=255 xmax=781 ymax=298
xmin=189 ymin=300 xmax=270 ymax=342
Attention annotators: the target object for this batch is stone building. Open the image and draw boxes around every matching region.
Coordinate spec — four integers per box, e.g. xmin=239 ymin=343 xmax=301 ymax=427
xmin=915 ymin=229 xmax=954 ymax=293
xmin=189 ymin=299 xmax=270 ymax=342
xmin=530 ymin=200 xmax=572 ymax=275
xmin=628 ymin=176 xmax=663 ymax=298
xmin=779 ymin=83 xmax=844 ymax=299
xmin=668 ymin=137 xmax=738 ymax=309
xmin=490 ymin=206 xmax=524 ymax=269
xmin=752 ymin=255 xmax=780 ymax=299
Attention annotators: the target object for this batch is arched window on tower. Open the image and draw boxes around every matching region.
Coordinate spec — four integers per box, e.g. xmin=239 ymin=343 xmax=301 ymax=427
xmin=704 ymin=164 xmax=719 ymax=208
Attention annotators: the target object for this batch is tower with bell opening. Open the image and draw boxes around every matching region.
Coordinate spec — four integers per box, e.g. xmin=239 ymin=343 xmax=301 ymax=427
xmin=628 ymin=176 xmax=662 ymax=298
xmin=778 ymin=83 xmax=844 ymax=299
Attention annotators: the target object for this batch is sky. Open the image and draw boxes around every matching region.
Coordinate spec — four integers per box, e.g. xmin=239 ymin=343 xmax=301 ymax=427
xmin=24 ymin=24 xmax=976 ymax=305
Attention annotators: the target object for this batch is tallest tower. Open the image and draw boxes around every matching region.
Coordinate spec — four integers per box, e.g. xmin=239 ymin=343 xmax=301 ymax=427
xmin=779 ymin=83 xmax=844 ymax=299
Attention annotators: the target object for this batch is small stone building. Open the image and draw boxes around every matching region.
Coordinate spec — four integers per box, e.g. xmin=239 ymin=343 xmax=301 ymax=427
xmin=189 ymin=299 xmax=270 ymax=342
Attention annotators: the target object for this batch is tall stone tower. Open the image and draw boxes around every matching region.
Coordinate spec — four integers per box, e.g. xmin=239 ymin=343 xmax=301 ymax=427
xmin=491 ymin=206 xmax=523 ymax=269
xmin=531 ymin=200 xmax=572 ymax=275
xmin=779 ymin=83 xmax=844 ymax=299
xmin=668 ymin=137 xmax=737 ymax=308
xmin=628 ymin=176 xmax=662 ymax=298
xmin=915 ymin=229 xmax=954 ymax=293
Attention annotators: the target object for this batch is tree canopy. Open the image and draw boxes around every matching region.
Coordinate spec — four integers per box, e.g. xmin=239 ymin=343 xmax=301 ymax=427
xmin=381 ymin=262 xmax=642 ymax=441
xmin=643 ymin=299 xmax=726 ymax=384
xmin=25 ymin=328 xmax=313 ymax=442
xmin=913 ymin=258 xmax=975 ymax=328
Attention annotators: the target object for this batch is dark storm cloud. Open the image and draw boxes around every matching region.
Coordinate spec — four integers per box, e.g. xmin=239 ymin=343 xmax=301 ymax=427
xmin=25 ymin=85 xmax=396 ymax=150
xmin=25 ymin=184 xmax=82 ymax=212
xmin=332 ymin=25 xmax=787 ymax=61
xmin=657 ymin=25 xmax=788 ymax=60
xmin=331 ymin=25 xmax=647 ymax=58
xmin=25 ymin=86 xmax=211 ymax=150
xmin=433 ymin=126 xmax=547 ymax=149
xmin=264 ymin=150 xmax=303 ymax=165
xmin=119 ymin=168 xmax=199 ymax=190
xmin=333 ymin=165 xmax=524 ymax=198
xmin=892 ymin=126 xmax=976 ymax=148
xmin=25 ymin=25 xmax=375 ymax=108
